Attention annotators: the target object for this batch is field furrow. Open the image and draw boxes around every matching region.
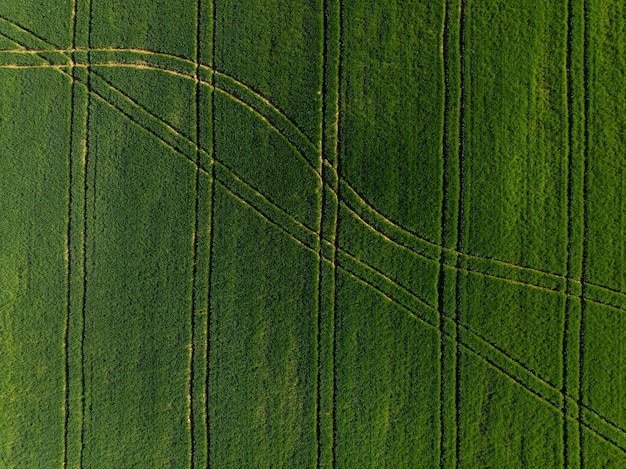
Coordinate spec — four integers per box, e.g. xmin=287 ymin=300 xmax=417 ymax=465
xmin=1 ymin=1 xmax=626 ymax=467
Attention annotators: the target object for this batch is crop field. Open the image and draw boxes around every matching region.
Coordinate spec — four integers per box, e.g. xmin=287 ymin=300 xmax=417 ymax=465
xmin=0 ymin=0 xmax=625 ymax=467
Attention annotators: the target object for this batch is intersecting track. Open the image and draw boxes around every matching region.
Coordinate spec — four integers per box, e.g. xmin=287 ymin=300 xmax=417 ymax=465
xmin=1 ymin=7 xmax=625 ymax=465
xmin=0 ymin=43 xmax=625 ymax=311
xmin=317 ymin=0 xmax=341 ymax=467
xmin=2 ymin=41 xmax=626 ymax=461
xmin=1 ymin=16 xmax=623 ymax=307
xmin=316 ymin=0 xmax=341 ymax=468
xmin=2 ymin=53 xmax=626 ymax=462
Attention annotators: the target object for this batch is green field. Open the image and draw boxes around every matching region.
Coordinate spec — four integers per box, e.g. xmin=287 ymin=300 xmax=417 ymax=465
xmin=0 ymin=0 xmax=625 ymax=467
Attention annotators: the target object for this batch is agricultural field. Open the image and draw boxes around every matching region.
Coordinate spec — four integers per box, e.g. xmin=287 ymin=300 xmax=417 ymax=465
xmin=0 ymin=0 xmax=625 ymax=467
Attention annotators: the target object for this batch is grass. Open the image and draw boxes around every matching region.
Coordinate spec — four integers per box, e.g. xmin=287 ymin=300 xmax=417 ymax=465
xmin=0 ymin=0 xmax=626 ymax=467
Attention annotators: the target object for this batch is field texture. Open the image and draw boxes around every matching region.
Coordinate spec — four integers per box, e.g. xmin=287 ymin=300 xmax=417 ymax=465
xmin=0 ymin=0 xmax=625 ymax=467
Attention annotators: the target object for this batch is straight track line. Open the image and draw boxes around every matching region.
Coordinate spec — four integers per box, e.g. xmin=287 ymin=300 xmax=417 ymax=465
xmin=206 ymin=0 xmax=217 ymax=466
xmin=438 ymin=2 xmax=450 ymax=466
xmin=63 ymin=1 xmax=79 ymax=467
xmin=63 ymin=80 xmax=74 ymax=469
xmin=332 ymin=2 xmax=343 ymax=466
xmin=316 ymin=0 xmax=325 ymax=458
xmin=579 ymin=1 xmax=590 ymax=465
xmin=316 ymin=2 xmax=327 ymax=463
xmin=315 ymin=193 xmax=324 ymax=469
xmin=188 ymin=0 xmax=203 ymax=466
xmin=455 ymin=1 xmax=467 ymax=466
xmin=563 ymin=0 xmax=575 ymax=466
xmin=318 ymin=0 xmax=341 ymax=466
xmin=79 ymin=1 xmax=94 ymax=466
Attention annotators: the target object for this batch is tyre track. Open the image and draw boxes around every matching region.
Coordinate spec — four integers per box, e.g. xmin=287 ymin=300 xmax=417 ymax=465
xmin=4 ymin=29 xmax=625 ymax=448
xmin=438 ymin=3 xmax=450 ymax=465
xmin=340 ymin=175 xmax=626 ymax=313
xmin=0 ymin=48 xmax=320 ymax=175
xmin=2 ymin=33 xmax=624 ymax=422
xmin=579 ymin=1 xmax=591 ymax=465
xmin=80 ymin=1 xmax=94 ymax=465
xmin=0 ymin=48 xmax=319 ymax=156
xmin=337 ymin=178 xmax=625 ymax=302
xmin=6 ymin=46 xmax=613 ymax=312
xmin=63 ymin=0 xmax=79 ymax=466
xmin=563 ymin=0 xmax=575 ymax=465
xmin=2 ymin=7 xmax=624 ymax=462
xmin=340 ymin=240 xmax=626 ymax=446
xmin=454 ymin=0 xmax=467 ymax=465
xmin=188 ymin=0 xmax=202 ymax=465
xmin=1 ymin=42 xmax=625 ymax=311
xmin=316 ymin=1 xmax=326 ymax=461
xmin=0 ymin=18 xmax=625 ymax=302
xmin=207 ymin=2 xmax=217 ymax=464
xmin=4 ymin=32 xmax=626 ymax=452
xmin=332 ymin=1 xmax=343 ymax=465
xmin=317 ymin=0 xmax=341 ymax=466
xmin=203 ymin=160 xmax=626 ymax=451
xmin=337 ymin=254 xmax=626 ymax=457
xmin=61 ymin=59 xmax=319 ymax=258
xmin=0 ymin=13 xmax=64 ymax=49
xmin=6 ymin=44 xmax=623 ymax=300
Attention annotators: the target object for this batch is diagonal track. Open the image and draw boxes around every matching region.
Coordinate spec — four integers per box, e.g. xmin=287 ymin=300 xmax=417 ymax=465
xmin=209 ymin=120 xmax=626 ymax=459
xmin=0 ymin=15 xmax=625 ymax=306
xmin=0 ymin=41 xmax=625 ymax=313
xmin=4 ymin=36 xmax=624 ymax=454
xmin=2 ymin=8 xmax=626 ymax=463
xmin=336 ymin=252 xmax=626 ymax=457
xmin=0 ymin=37 xmax=623 ymax=306
xmin=4 ymin=36 xmax=626 ymax=451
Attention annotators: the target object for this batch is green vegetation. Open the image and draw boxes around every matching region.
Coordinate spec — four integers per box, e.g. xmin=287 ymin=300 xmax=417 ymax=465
xmin=0 ymin=0 xmax=625 ymax=467
xmin=341 ymin=0 xmax=444 ymax=242
xmin=0 ymin=68 xmax=69 ymax=467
